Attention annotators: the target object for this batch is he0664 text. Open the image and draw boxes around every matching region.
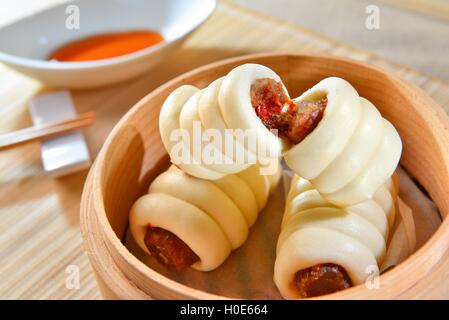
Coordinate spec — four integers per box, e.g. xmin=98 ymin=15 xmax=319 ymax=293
xmin=223 ymin=304 xmax=268 ymax=315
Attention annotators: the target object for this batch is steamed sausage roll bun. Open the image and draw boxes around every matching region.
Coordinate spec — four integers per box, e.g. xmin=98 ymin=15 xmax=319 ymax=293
xmin=159 ymin=78 xmax=266 ymax=180
xmin=129 ymin=164 xmax=281 ymax=272
xmin=220 ymin=64 xmax=401 ymax=206
xmin=282 ymin=78 xmax=402 ymax=206
xmin=218 ymin=64 xmax=287 ymax=160
xmin=274 ymin=174 xmax=398 ymax=299
xmin=159 ymin=85 xmax=227 ymax=180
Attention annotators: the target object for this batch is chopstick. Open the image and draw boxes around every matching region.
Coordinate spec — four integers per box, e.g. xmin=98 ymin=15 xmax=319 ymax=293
xmin=0 ymin=111 xmax=96 ymax=151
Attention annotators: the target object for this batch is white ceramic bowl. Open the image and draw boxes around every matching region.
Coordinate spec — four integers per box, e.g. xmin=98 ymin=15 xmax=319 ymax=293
xmin=0 ymin=0 xmax=216 ymax=89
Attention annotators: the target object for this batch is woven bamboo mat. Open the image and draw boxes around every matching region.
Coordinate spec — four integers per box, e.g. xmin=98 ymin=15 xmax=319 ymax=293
xmin=0 ymin=0 xmax=448 ymax=299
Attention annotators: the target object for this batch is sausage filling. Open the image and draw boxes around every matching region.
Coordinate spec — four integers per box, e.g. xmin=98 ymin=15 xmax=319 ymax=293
xmin=250 ymin=78 xmax=326 ymax=145
xmin=144 ymin=226 xmax=199 ymax=271
xmin=294 ymin=263 xmax=353 ymax=298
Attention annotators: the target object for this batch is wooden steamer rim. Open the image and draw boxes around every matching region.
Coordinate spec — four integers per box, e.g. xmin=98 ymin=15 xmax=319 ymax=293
xmin=80 ymin=52 xmax=449 ymax=299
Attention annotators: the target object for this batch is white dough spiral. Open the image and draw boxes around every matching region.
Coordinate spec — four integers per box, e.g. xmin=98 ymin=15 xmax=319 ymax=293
xmin=284 ymin=77 xmax=402 ymax=206
xmin=159 ymin=65 xmax=284 ymax=180
xmin=129 ymin=164 xmax=281 ymax=271
xmin=274 ymin=174 xmax=398 ymax=299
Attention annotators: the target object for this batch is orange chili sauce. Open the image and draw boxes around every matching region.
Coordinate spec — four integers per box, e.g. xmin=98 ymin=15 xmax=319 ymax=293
xmin=48 ymin=30 xmax=164 ymax=62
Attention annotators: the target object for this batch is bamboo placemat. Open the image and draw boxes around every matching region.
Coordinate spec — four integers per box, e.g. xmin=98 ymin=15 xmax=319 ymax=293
xmin=0 ymin=0 xmax=448 ymax=299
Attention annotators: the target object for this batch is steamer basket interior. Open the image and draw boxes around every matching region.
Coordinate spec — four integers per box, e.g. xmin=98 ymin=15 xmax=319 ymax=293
xmin=86 ymin=54 xmax=449 ymax=299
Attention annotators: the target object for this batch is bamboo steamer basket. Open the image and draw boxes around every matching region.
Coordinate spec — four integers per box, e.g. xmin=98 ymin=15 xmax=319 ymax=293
xmin=80 ymin=53 xmax=449 ymax=299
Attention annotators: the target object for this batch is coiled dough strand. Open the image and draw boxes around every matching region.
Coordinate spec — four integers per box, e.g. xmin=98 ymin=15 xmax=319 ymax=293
xmin=130 ymin=164 xmax=281 ymax=271
xmin=274 ymin=174 xmax=397 ymax=299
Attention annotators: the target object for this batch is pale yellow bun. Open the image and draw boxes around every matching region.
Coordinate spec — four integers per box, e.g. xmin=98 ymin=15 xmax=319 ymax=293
xmin=149 ymin=167 xmax=248 ymax=249
xmin=274 ymin=174 xmax=398 ymax=299
xmin=274 ymin=226 xmax=378 ymax=299
xmin=311 ymin=97 xmax=384 ymax=193
xmin=347 ymin=199 xmax=389 ymax=239
xmin=130 ymin=193 xmax=231 ymax=271
xmin=219 ymin=64 xmax=284 ymax=159
xmin=323 ymin=119 xmax=402 ymax=206
xmin=284 ymin=77 xmax=362 ymax=180
xmin=159 ymin=86 xmax=224 ymax=180
xmin=284 ymin=81 xmax=402 ymax=207
xmin=129 ymin=163 xmax=281 ymax=271
xmin=198 ymin=77 xmax=253 ymax=172
xmin=159 ymin=65 xmax=283 ymax=180
xmin=277 ymin=207 xmax=386 ymax=264
xmin=211 ymin=174 xmax=259 ymax=227
xmin=236 ymin=164 xmax=271 ymax=211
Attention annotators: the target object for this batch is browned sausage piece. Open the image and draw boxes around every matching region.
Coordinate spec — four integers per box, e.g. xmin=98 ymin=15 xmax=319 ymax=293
xmin=144 ymin=226 xmax=199 ymax=271
xmin=250 ymin=78 xmax=326 ymax=145
xmin=294 ymin=263 xmax=353 ymax=298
